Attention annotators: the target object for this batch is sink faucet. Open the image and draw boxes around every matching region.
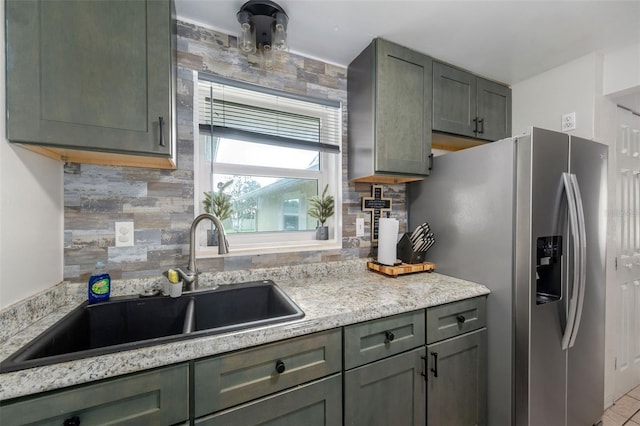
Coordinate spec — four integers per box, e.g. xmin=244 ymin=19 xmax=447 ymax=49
xmin=176 ymin=213 xmax=229 ymax=291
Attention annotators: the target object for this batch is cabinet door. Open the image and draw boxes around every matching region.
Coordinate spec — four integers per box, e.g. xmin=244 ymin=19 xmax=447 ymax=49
xmin=0 ymin=364 xmax=189 ymax=426
xmin=344 ymin=347 xmax=427 ymax=426
xmin=427 ymin=329 xmax=487 ymax=426
xmin=195 ymin=374 xmax=342 ymax=426
xmin=433 ymin=62 xmax=477 ymax=138
xmin=476 ymin=78 xmax=512 ymax=141
xmin=375 ymin=40 xmax=432 ymax=176
xmin=6 ymin=0 xmax=173 ymax=156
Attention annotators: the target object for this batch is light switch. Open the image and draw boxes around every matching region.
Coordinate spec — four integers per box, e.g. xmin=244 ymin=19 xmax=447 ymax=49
xmin=115 ymin=221 xmax=134 ymax=247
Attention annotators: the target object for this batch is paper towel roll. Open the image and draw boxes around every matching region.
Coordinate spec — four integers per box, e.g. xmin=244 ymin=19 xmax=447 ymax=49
xmin=378 ymin=218 xmax=399 ymax=266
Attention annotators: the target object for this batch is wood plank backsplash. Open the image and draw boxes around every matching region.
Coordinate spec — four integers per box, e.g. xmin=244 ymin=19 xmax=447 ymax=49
xmin=63 ymin=21 xmax=407 ymax=281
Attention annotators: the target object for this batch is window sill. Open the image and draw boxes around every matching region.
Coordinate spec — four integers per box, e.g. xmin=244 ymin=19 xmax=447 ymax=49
xmin=196 ymin=240 xmax=342 ymax=258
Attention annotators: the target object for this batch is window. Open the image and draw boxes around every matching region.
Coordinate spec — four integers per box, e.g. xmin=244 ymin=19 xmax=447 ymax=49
xmin=195 ymin=74 xmax=342 ymax=254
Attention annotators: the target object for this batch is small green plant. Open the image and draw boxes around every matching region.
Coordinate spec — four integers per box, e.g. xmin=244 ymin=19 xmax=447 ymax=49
xmin=308 ymin=184 xmax=335 ymax=226
xmin=203 ymin=180 xmax=233 ymax=221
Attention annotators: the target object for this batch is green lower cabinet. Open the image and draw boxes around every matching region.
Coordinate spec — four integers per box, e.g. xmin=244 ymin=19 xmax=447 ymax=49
xmin=426 ymin=328 xmax=487 ymax=426
xmin=0 ymin=364 xmax=189 ymax=426
xmin=0 ymin=304 xmax=488 ymax=426
xmin=344 ymin=347 xmax=427 ymax=426
xmin=194 ymin=374 xmax=342 ymax=426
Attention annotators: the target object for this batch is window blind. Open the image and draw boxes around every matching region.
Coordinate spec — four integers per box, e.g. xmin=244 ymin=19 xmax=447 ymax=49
xmin=198 ymin=77 xmax=341 ymax=154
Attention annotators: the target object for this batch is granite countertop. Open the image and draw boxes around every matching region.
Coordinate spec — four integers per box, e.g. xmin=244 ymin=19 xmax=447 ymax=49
xmin=0 ymin=260 xmax=489 ymax=401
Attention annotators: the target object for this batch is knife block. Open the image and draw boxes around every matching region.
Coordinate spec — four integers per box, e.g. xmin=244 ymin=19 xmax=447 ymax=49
xmin=397 ymin=233 xmax=427 ymax=264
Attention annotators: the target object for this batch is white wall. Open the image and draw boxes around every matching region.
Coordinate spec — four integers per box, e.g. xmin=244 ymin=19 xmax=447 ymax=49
xmin=603 ymin=44 xmax=640 ymax=98
xmin=0 ymin=3 xmax=64 ymax=310
xmin=512 ymin=53 xmax=599 ymax=139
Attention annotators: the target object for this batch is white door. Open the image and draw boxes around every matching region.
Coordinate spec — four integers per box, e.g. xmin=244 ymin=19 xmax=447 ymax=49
xmin=613 ymin=106 xmax=640 ymax=400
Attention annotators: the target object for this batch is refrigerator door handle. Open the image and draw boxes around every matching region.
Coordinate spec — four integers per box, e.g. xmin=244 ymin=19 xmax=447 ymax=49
xmin=568 ymin=173 xmax=587 ymax=348
xmin=561 ymin=172 xmax=581 ymax=351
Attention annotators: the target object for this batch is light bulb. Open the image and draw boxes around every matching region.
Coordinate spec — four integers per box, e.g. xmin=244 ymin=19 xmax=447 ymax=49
xmin=262 ymin=44 xmax=274 ymax=69
xmin=238 ymin=22 xmax=255 ymax=53
xmin=273 ymin=12 xmax=288 ymax=52
xmin=273 ymin=23 xmax=287 ymax=51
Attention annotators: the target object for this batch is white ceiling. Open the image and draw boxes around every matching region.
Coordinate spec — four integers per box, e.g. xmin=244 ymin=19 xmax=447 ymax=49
xmin=176 ymin=0 xmax=640 ymax=104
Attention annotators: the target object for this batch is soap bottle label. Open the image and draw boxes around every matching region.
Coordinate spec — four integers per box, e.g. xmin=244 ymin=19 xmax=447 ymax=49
xmin=91 ymin=278 xmax=110 ymax=295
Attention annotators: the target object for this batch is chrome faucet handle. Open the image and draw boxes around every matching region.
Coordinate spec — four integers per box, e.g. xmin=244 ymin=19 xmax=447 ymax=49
xmin=174 ymin=267 xmax=195 ymax=280
xmin=174 ymin=267 xmax=197 ymax=291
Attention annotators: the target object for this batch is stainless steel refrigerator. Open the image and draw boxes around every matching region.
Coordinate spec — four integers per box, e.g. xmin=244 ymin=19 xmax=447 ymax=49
xmin=408 ymin=127 xmax=607 ymax=426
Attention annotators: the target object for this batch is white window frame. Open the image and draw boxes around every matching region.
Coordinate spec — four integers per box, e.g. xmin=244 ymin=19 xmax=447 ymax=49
xmin=192 ymin=71 xmax=342 ymax=257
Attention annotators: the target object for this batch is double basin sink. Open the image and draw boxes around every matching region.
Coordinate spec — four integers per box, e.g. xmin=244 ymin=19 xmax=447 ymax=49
xmin=0 ymin=280 xmax=304 ymax=373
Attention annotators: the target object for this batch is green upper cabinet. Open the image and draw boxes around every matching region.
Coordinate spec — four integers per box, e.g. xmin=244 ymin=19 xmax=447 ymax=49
xmin=433 ymin=61 xmax=511 ymax=142
xmin=477 ymin=78 xmax=512 ymax=141
xmin=6 ymin=0 xmax=175 ymax=168
xmin=348 ymin=38 xmax=433 ymax=183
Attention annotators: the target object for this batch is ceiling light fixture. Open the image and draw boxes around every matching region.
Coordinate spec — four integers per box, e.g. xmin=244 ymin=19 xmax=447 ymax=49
xmin=237 ymin=0 xmax=288 ymax=69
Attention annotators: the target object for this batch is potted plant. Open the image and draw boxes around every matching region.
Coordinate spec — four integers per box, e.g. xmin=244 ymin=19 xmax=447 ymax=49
xmin=308 ymin=184 xmax=335 ymax=240
xmin=203 ymin=180 xmax=233 ymax=245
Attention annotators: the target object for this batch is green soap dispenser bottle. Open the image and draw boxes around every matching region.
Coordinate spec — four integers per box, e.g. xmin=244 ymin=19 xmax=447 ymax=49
xmin=88 ymin=261 xmax=111 ymax=304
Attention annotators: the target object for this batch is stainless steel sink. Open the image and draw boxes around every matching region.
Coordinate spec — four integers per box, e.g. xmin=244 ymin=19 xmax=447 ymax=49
xmin=0 ymin=280 xmax=304 ymax=372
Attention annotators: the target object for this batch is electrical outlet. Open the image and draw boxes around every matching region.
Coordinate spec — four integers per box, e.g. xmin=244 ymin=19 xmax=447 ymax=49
xmin=562 ymin=112 xmax=576 ymax=132
xmin=115 ymin=221 xmax=134 ymax=247
xmin=356 ymin=217 xmax=365 ymax=237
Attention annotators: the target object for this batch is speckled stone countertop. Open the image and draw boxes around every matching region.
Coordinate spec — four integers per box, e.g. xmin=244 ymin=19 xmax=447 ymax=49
xmin=0 ymin=259 xmax=489 ymax=401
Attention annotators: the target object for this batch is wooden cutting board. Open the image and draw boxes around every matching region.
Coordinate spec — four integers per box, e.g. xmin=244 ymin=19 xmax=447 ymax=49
xmin=367 ymin=261 xmax=435 ymax=278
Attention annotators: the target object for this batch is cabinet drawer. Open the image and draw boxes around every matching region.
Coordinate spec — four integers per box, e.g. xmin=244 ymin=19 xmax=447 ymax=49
xmin=427 ymin=296 xmax=486 ymax=344
xmin=194 ymin=328 xmax=342 ymax=417
xmin=195 ymin=374 xmax=342 ymax=426
xmin=344 ymin=310 xmax=425 ymax=370
xmin=0 ymin=364 xmax=188 ymax=426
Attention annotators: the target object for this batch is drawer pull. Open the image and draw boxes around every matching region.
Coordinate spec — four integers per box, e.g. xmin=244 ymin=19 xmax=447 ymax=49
xmin=63 ymin=416 xmax=81 ymax=426
xmin=430 ymin=351 xmax=439 ymax=378
xmin=384 ymin=331 xmax=395 ymax=343
xmin=275 ymin=359 xmax=286 ymax=374
xmin=158 ymin=116 xmax=166 ymax=147
xmin=456 ymin=315 xmax=466 ymax=324
xmin=421 ymin=355 xmax=428 ymax=380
